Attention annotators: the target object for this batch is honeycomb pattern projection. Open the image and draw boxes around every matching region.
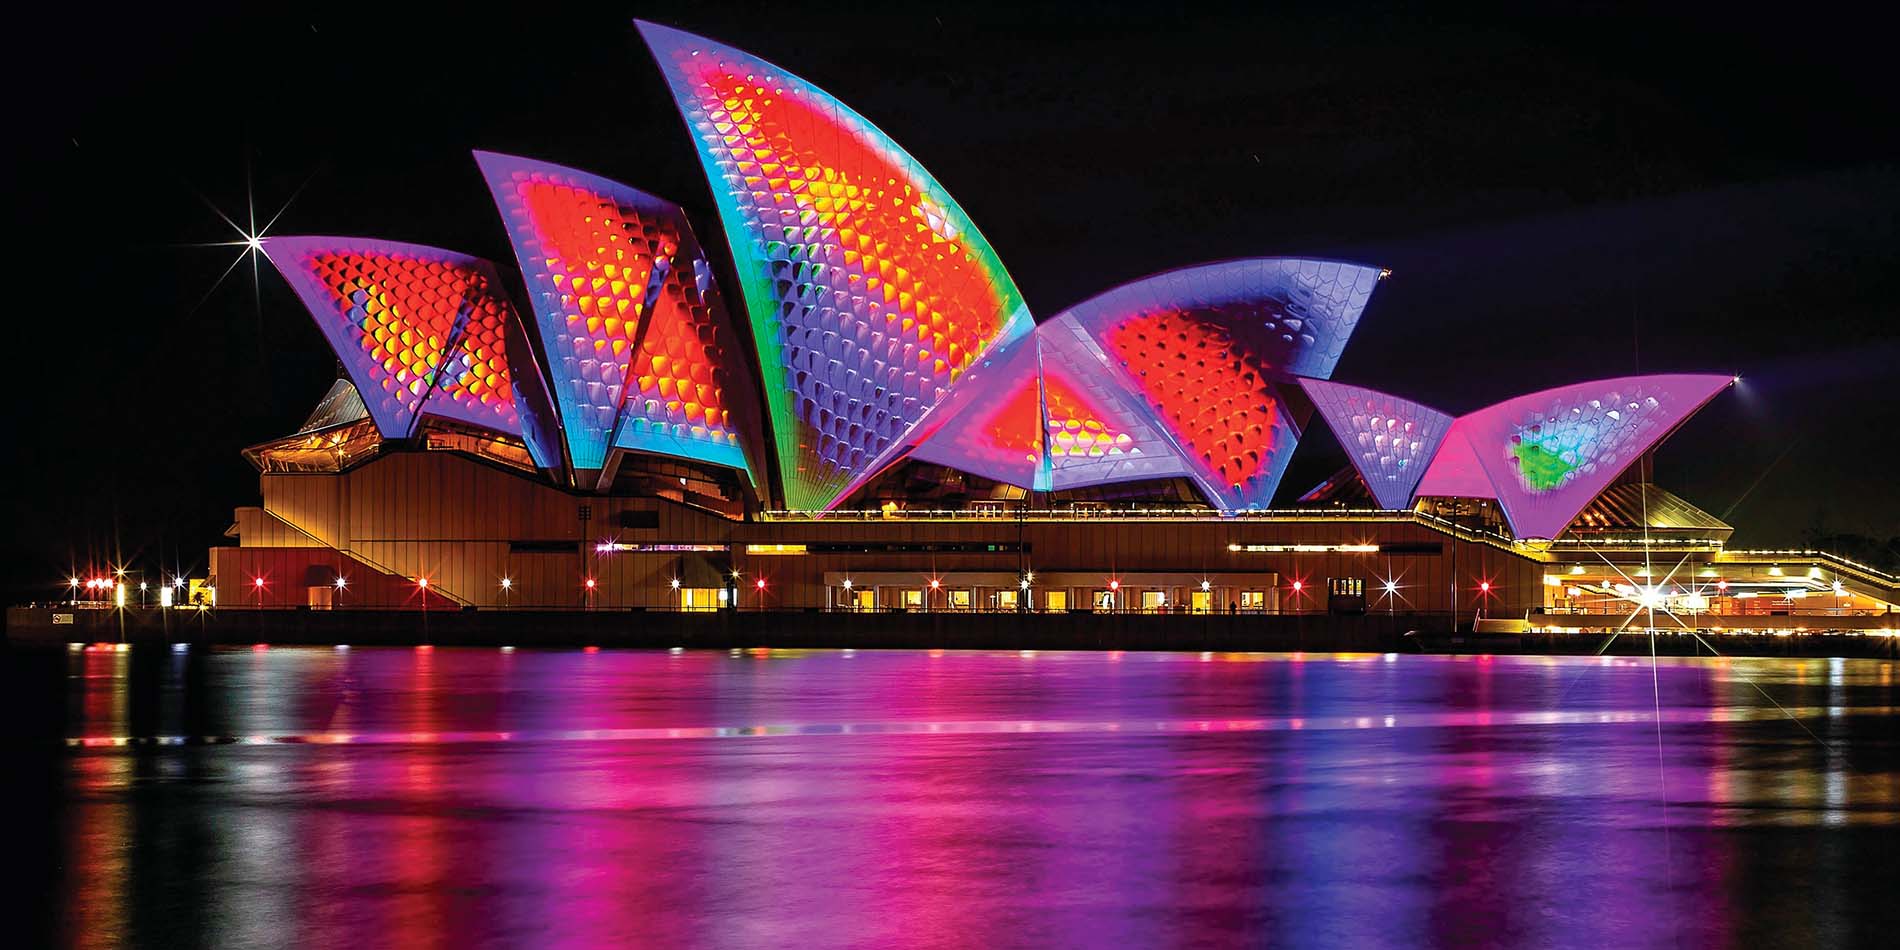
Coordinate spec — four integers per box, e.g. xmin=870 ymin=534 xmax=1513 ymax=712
xmin=906 ymin=327 xmax=1046 ymax=489
xmin=1455 ymin=374 xmax=1732 ymax=539
xmin=502 ymin=311 xmax=565 ymax=471
xmin=1036 ymin=316 xmax=1194 ymax=491
xmin=263 ymin=237 xmax=516 ymax=440
xmin=475 ymin=151 xmax=686 ymax=473
xmin=1061 ymin=259 xmax=1383 ymax=508
xmin=1298 ymin=379 xmax=1453 ymax=510
xmin=640 ymin=20 xmax=1031 ymax=510
xmin=610 ymin=241 xmax=758 ymax=479
xmin=420 ymin=271 xmax=525 ymax=436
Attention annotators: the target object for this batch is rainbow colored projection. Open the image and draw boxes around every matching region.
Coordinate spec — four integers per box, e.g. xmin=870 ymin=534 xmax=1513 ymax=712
xmin=261 ymin=237 xmax=522 ymax=441
xmin=1057 ymin=259 xmax=1383 ymax=508
xmin=1035 ymin=316 xmax=1196 ymax=491
xmin=475 ymin=152 xmax=755 ymax=480
xmin=906 ymin=328 xmax=1047 ymax=489
xmin=1445 ymin=374 xmax=1733 ymax=539
xmin=1299 ymin=379 xmax=1455 ymax=510
xmin=638 ymin=20 xmax=1031 ymax=510
xmin=255 ymin=23 xmax=1735 ymax=537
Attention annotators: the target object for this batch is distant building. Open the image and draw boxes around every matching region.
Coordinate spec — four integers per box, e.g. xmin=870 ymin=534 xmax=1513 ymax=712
xmin=211 ymin=23 xmax=1897 ymax=628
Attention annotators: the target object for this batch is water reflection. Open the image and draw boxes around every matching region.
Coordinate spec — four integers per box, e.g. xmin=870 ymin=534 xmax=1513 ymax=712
xmin=49 ymin=649 xmax=1900 ymax=948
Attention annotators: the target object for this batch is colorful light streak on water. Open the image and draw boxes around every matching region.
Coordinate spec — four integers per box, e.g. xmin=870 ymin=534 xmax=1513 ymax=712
xmin=39 ymin=648 xmax=1900 ymax=948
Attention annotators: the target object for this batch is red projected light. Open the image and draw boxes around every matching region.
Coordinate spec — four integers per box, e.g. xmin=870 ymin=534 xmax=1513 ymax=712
xmin=1105 ymin=311 xmax=1282 ymax=497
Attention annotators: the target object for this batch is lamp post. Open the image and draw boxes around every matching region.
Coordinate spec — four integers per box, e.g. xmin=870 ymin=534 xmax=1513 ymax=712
xmin=500 ymin=576 xmax=513 ymax=608
xmin=333 ymin=575 xmax=347 ymax=609
xmin=138 ymin=581 xmax=148 ymax=608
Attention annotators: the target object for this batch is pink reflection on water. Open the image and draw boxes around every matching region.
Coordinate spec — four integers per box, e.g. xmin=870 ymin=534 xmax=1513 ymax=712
xmin=54 ymin=650 xmax=1899 ymax=949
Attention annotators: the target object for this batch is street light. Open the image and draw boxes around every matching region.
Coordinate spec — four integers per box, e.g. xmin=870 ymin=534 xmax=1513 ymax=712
xmin=333 ymin=575 xmax=347 ymax=608
xmin=500 ymin=576 xmax=513 ymax=607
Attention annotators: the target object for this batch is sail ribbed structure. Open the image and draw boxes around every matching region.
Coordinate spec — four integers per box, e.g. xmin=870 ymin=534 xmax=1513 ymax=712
xmin=258 ymin=24 xmax=1730 ymax=538
xmin=638 ymin=20 xmax=1031 ymax=510
xmin=1299 ymin=379 xmax=1454 ymax=510
xmin=261 ymin=237 xmax=528 ymax=443
xmin=475 ymin=151 xmax=759 ymax=482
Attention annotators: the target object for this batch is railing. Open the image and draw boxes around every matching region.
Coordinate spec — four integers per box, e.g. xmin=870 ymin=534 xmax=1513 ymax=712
xmin=759 ymin=507 xmax=1421 ymax=521
xmin=1715 ymin=549 xmax=1899 ymax=586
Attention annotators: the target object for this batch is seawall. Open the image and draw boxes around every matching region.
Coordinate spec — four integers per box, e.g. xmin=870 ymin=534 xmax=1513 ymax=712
xmin=7 ymin=607 xmax=1895 ymax=658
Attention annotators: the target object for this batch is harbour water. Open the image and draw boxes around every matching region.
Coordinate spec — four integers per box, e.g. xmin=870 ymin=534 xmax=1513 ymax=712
xmin=18 ymin=647 xmax=1900 ymax=948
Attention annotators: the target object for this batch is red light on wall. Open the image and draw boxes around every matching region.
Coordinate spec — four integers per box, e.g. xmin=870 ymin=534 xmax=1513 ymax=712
xmin=417 ymin=577 xmax=430 ymax=589
xmin=1291 ymin=580 xmax=1303 ymax=593
xmin=929 ymin=578 xmax=941 ymax=590
xmin=253 ymin=577 xmax=266 ymax=588
xmin=1108 ymin=580 xmax=1120 ymax=591
xmin=585 ymin=578 xmax=596 ymax=590
xmin=755 ymin=578 xmax=767 ymax=590
xmin=1479 ymin=581 xmax=1491 ymax=593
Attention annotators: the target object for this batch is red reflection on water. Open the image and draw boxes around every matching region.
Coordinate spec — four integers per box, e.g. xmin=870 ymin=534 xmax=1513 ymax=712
xmin=52 ymin=651 xmax=1894 ymax=948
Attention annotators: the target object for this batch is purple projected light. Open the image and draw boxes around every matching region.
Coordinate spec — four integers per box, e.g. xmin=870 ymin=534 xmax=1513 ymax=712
xmin=478 ymin=151 xmax=737 ymax=475
xmin=261 ymin=236 xmax=521 ymax=441
xmin=1036 ymin=314 xmax=1196 ymax=491
xmin=1299 ymin=379 xmax=1454 ymax=509
xmin=905 ymin=322 xmax=1047 ymax=489
xmin=1058 ymin=258 xmax=1384 ymax=508
xmin=1413 ymin=417 xmax=1498 ymax=501
xmin=1454 ymin=374 xmax=1733 ymax=539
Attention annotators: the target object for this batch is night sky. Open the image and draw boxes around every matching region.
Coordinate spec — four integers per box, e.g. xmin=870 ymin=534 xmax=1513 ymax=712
xmin=9 ymin=1 xmax=1897 ymax=599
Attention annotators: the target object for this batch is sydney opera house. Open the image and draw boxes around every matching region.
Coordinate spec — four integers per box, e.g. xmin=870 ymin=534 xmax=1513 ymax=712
xmin=208 ymin=22 xmax=1897 ymax=627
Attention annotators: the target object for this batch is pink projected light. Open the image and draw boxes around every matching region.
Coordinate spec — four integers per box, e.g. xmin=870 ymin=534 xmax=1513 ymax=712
xmin=905 ymin=329 xmax=1046 ymax=489
xmin=1413 ymin=418 xmax=1496 ymax=500
xmin=1457 ymin=374 xmax=1732 ymax=539
xmin=1415 ymin=374 xmax=1733 ymax=539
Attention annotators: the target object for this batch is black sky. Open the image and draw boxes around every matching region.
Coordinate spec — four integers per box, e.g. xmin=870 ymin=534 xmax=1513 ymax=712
xmin=8 ymin=1 xmax=1897 ymax=598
